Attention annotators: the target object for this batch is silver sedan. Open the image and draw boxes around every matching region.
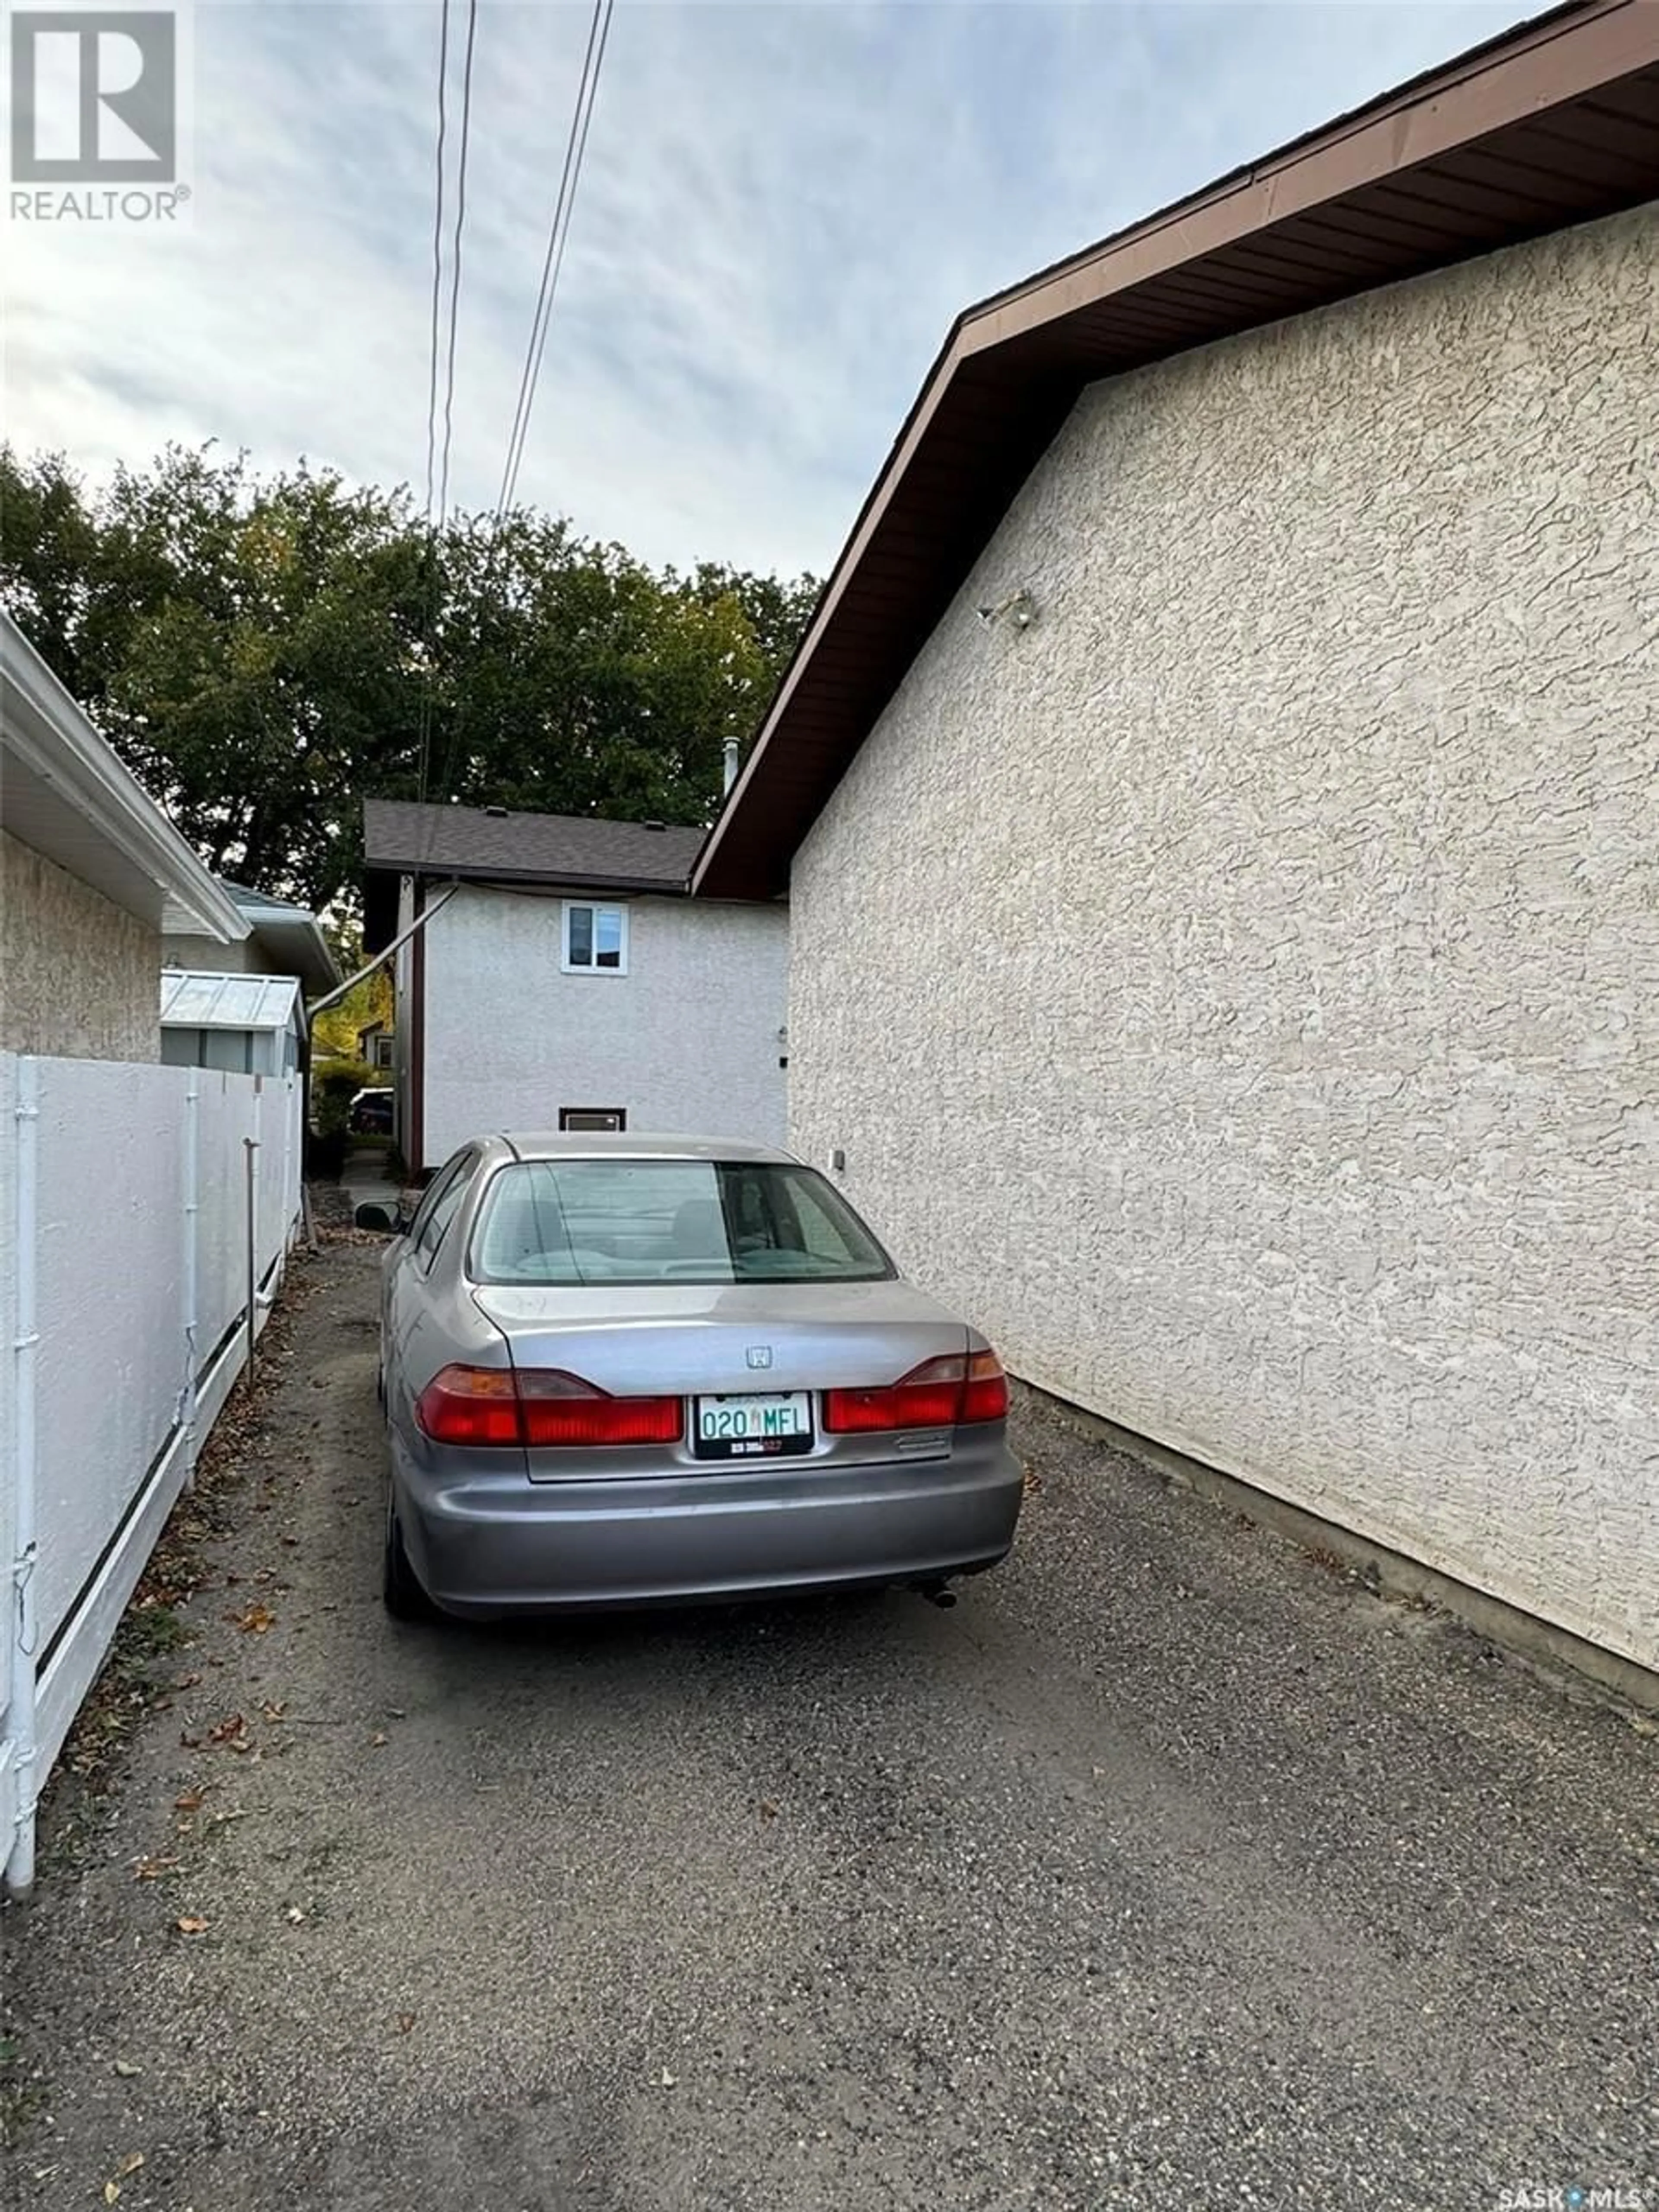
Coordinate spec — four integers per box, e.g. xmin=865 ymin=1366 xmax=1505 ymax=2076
xmin=360 ymin=1135 xmax=1023 ymax=1619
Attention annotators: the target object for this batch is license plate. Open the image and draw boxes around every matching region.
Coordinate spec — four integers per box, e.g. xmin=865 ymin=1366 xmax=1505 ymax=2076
xmin=693 ymin=1392 xmax=813 ymax=1459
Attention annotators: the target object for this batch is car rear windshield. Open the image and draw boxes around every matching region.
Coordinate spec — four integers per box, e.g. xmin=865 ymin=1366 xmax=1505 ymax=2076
xmin=470 ymin=1160 xmax=896 ymax=1285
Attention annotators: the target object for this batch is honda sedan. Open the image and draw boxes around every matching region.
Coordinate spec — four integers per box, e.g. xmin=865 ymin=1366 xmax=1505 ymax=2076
xmin=360 ymin=1135 xmax=1023 ymax=1619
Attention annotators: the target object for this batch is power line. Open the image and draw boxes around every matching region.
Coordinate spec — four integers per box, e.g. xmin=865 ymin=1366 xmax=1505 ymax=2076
xmin=422 ymin=0 xmax=452 ymax=537
xmin=495 ymin=0 xmax=614 ymax=524
xmin=438 ymin=0 xmax=480 ymax=530
xmin=417 ymin=0 xmax=480 ymax=813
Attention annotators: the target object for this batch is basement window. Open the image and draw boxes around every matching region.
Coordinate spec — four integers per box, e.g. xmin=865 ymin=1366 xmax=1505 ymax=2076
xmin=562 ymin=900 xmax=628 ymax=974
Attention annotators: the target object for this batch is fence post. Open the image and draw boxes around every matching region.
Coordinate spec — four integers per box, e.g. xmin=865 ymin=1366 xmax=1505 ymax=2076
xmin=180 ymin=1071 xmax=200 ymax=1493
xmin=243 ymin=1135 xmax=260 ymax=1392
xmin=5 ymin=1058 xmax=41 ymax=1901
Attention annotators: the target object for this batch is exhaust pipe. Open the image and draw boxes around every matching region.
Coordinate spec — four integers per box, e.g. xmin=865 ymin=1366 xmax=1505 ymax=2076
xmin=912 ymin=1580 xmax=957 ymax=1608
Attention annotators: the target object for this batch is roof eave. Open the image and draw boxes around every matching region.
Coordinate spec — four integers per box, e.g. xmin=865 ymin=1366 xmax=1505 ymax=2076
xmin=242 ymin=909 xmax=342 ymax=994
xmin=1 ymin=612 xmax=248 ymax=942
xmin=364 ymin=859 xmax=693 ymax=898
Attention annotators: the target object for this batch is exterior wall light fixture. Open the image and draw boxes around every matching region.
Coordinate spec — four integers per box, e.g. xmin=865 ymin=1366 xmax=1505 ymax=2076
xmin=976 ymin=588 xmax=1036 ymax=632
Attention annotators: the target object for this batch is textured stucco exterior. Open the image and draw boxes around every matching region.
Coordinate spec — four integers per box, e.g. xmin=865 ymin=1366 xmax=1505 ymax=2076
xmin=790 ymin=207 xmax=1659 ymax=1671
xmin=161 ymin=931 xmax=257 ymax=975
xmin=420 ymin=885 xmax=788 ymax=1163
xmin=1 ymin=829 xmax=159 ymax=1060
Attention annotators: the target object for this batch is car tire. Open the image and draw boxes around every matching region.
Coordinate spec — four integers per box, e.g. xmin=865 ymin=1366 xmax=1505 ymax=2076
xmin=383 ymin=1491 xmax=437 ymax=1621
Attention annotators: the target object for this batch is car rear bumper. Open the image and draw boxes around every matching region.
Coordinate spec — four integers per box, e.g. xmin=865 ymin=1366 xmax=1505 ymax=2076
xmin=391 ymin=1430 xmax=1024 ymax=1617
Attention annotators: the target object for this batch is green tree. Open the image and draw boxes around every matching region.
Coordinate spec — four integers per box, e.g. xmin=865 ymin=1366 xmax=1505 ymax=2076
xmin=0 ymin=442 xmax=819 ymax=911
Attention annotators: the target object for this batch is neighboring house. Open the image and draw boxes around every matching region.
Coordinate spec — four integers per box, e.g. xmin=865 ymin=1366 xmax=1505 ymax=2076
xmin=357 ymin=1021 xmax=395 ymax=1071
xmin=1 ymin=611 xmax=247 ymax=1055
xmin=161 ymin=878 xmax=337 ymax=1083
xmin=160 ymin=971 xmax=305 ymax=1078
xmin=362 ymin=800 xmax=788 ymax=1171
xmin=163 ymin=878 xmax=340 ymax=998
xmin=696 ymin=6 xmax=1659 ymax=1676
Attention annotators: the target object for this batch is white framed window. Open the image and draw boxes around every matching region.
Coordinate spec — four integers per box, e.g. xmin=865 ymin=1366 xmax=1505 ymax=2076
xmin=562 ymin=899 xmax=628 ymax=975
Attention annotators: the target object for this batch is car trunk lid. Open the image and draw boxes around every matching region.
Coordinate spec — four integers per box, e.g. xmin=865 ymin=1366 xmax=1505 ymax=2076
xmin=468 ymin=1278 xmax=968 ymax=1400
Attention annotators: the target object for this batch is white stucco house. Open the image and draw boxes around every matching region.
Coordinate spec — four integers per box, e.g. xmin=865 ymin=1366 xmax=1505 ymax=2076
xmin=362 ymin=799 xmax=788 ymax=1172
xmin=696 ymin=4 xmax=1659 ymax=1679
xmin=163 ymin=877 xmax=340 ymax=998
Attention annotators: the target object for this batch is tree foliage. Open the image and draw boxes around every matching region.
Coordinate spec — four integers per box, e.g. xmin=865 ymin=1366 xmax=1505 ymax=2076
xmin=0 ymin=442 xmax=819 ymax=911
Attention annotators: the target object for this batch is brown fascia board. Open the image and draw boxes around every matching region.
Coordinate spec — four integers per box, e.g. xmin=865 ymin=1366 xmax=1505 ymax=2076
xmin=959 ymin=0 xmax=1649 ymax=349
xmin=693 ymin=0 xmax=1659 ymax=899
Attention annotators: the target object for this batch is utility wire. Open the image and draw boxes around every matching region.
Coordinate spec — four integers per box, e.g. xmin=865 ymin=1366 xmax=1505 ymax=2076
xmin=422 ymin=0 xmax=453 ymax=539
xmin=417 ymin=0 xmax=480 ymax=819
xmin=438 ymin=0 xmax=480 ymax=530
xmin=495 ymin=0 xmax=614 ymax=524
xmin=428 ymin=0 xmax=610 ymax=816
xmin=416 ymin=0 xmax=454 ymax=809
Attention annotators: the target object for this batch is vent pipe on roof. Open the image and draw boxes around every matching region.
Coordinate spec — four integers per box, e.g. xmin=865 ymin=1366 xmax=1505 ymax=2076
xmin=722 ymin=738 xmax=740 ymax=795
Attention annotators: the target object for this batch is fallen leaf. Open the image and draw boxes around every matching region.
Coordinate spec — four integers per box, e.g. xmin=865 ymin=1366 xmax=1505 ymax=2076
xmin=284 ymin=1905 xmax=307 ymax=1925
xmin=133 ymin=1855 xmax=177 ymax=1881
xmin=396 ymin=2012 xmax=416 ymax=2035
xmin=174 ymin=1672 xmax=203 ymax=1691
xmin=118 ymin=2155 xmax=145 ymax=2178
xmin=207 ymin=1713 xmax=247 ymax=1745
xmin=658 ymin=2067 xmax=677 ymax=2088
xmin=175 ymin=1787 xmax=206 ymax=1813
xmin=759 ymin=1801 xmax=779 ymax=1822
xmin=261 ymin=1700 xmax=287 ymax=1723
xmin=113 ymin=2059 xmax=142 ymax=2079
xmin=175 ymin=1916 xmax=209 ymax=1936
xmin=369 ymin=1731 xmax=388 ymax=1748
xmin=231 ymin=1603 xmax=276 ymax=1634
xmin=103 ymin=2183 xmax=120 ymax=2206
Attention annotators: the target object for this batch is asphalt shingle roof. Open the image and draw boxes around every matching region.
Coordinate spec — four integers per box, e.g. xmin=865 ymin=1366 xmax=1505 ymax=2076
xmin=362 ymin=800 xmax=703 ymax=892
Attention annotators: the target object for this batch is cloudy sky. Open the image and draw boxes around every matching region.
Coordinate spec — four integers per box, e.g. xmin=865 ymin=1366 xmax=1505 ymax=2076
xmin=6 ymin=0 xmax=1535 ymax=581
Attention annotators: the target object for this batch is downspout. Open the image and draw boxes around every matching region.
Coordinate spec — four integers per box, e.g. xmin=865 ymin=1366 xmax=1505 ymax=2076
xmin=410 ymin=877 xmax=427 ymax=1178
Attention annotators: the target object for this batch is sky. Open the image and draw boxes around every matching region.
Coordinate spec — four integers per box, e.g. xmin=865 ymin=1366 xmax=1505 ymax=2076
xmin=4 ymin=0 xmax=1539 ymax=583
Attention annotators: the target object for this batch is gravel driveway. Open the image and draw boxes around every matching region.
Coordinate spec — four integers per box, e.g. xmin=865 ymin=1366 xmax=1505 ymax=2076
xmin=5 ymin=1233 xmax=1656 ymax=2211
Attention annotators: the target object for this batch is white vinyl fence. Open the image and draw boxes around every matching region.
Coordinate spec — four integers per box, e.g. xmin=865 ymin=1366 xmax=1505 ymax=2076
xmin=0 ymin=1055 xmax=302 ymax=1896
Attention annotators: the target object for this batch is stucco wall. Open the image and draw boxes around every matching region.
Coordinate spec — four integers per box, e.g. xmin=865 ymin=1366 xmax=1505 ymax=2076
xmin=422 ymin=886 xmax=788 ymax=1163
xmin=162 ymin=931 xmax=257 ymax=975
xmin=1 ymin=829 xmax=159 ymax=1060
xmin=790 ymin=205 xmax=1659 ymax=1670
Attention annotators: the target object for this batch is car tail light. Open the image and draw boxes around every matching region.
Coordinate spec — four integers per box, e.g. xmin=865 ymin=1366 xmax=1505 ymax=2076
xmin=517 ymin=1370 xmax=683 ymax=1448
xmin=414 ymin=1365 xmax=523 ymax=1446
xmin=415 ymin=1365 xmax=683 ymax=1448
xmin=823 ymin=1349 xmax=1009 ymax=1434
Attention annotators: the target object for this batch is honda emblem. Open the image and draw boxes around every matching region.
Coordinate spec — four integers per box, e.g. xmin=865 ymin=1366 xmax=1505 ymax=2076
xmin=746 ymin=1345 xmax=773 ymax=1370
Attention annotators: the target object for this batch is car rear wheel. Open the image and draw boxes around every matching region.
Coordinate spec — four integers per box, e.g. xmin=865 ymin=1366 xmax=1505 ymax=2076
xmin=383 ymin=1491 xmax=437 ymax=1621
